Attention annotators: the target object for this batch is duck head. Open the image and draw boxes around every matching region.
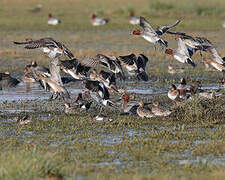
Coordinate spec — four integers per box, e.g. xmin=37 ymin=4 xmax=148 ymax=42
xmin=165 ymin=49 xmax=174 ymax=55
xmin=91 ymin=14 xmax=96 ymax=19
xmin=132 ymin=29 xmax=141 ymax=35
xmin=129 ymin=12 xmax=135 ymax=17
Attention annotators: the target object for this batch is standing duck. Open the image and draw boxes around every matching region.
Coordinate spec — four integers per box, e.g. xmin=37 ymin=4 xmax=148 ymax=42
xmin=91 ymin=14 xmax=109 ymax=26
xmin=168 ymin=84 xmax=184 ymax=104
xmin=121 ymin=93 xmax=139 ymax=115
xmin=48 ymin=13 xmax=61 ymax=26
xmin=137 ymin=100 xmax=155 ymax=119
xmin=37 ymin=74 xmax=70 ymax=100
xmin=165 ymin=38 xmax=196 ymax=67
xmin=177 ymin=78 xmax=189 ymax=99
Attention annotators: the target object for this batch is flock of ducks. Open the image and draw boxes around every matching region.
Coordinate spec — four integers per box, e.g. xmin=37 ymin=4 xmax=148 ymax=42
xmin=1 ymin=12 xmax=225 ymax=124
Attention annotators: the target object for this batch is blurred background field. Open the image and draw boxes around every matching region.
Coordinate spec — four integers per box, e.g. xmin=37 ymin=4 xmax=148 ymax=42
xmin=1 ymin=0 xmax=225 ymax=31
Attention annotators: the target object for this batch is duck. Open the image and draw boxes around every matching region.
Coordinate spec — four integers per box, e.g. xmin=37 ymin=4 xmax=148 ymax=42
xmin=168 ymin=84 xmax=184 ymax=104
xmin=14 ymin=37 xmax=74 ymax=59
xmin=91 ymin=14 xmax=109 ymax=26
xmin=218 ymin=79 xmax=225 ymax=88
xmin=0 ymin=71 xmax=20 ymax=88
xmin=208 ymin=47 xmax=225 ymax=65
xmin=14 ymin=115 xmax=32 ymax=125
xmin=151 ymin=101 xmax=171 ymax=117
xmin=121 ymin=93 xmax=139 ymax=115
xmin=131 ymin=16 xmax=168 ymax=47
xmin=89 ymin=69 xmax=118 ymax=92
xmin=118 ymin=53 xmax=149 ymax=81
xmin=89 ymin=114 xmax=113 ymax=122
xmin=58 ymin=58 xmax=90 ymax=80
xmin=74 ymin=93 xmax=93 ymax=112
xmin=84 ymin=80 xmax=116 ymax=113
xmin=202 ymin=58 xmax=225 ymax=73
xmin=222 ymin=21 xmax=225 ymax=28
xmin=81 ymin=54 xmax=124 ymax=79
xmin=48 ymin=13 xmax=61 ymax=25
xmin=129 ymin=12 xmax=140 ymax=25
xmin=165 ymin=37 xmax=196 ymax=67
xmin=168 ymin=65 xmax=184 ymax=74
xmin=166 ymin=31 xmax=213 ymax=57
xmin=37 ymin=74 xmax=70 ymax=100
xmin=203 ymin=60 xmax=217 ymax=72
xmin=177 ymin=78 xmax=189 ymax=99
xmin=137 ymin=100 xmax=155 ymax=119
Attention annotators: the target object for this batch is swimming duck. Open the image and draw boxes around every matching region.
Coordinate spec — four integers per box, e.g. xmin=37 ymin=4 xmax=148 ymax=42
xmin=91 ymin=14 xmax=109 ymax=26
xmin=165 ymin=38 xmax=196 ymax=67
xmin=131 ymin=16 xmax=168 ymax=47
xmin=48 ymin=13 xmax=61 ymax=25
xmin=137 ymin=100 xmax=155 ymax=118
